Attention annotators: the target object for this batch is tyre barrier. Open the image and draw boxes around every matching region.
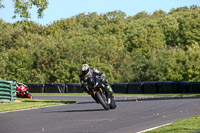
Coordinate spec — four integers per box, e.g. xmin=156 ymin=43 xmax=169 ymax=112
xmin=25 ymin=83 xmax=45 ymax=93
xmin=44 ymin=83 xmax=65 ymax=93
xmin=66 ymin=83 xmax=82 ymax=93
xmin=112 ymin=83 xmax=128 ymax=93
xmin=25 ymin=81 xmax=200 ymax=94
xmin=142 ymin=81 xmax=158 ymax=93
xmin=0 ymin=80 xmax=16 ymax=102
xmin=189 ymin=81 xmax=200 ymax=93
xmin=127 ymin=82 xmax=142 ymax=94
xmin=173 ymin=81 xmax=188 ymax=93
xmin=157 ymin=81 xmax=174 ymax=93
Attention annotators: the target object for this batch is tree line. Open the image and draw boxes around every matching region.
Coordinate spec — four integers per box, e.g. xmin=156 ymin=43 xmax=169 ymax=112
xmin=0 ymin=5 xmax=200 ymax=83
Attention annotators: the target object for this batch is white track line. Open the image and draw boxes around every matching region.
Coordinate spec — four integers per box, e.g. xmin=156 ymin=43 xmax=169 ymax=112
xmin=137 ymin=123 xmax=172 ymax=133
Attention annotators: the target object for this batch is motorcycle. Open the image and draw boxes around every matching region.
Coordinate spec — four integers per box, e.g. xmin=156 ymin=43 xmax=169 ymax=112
xmin=16 ymin=83 xmax=32 ymax=99
xmin=85 ymin=73 xmax=117 ymax=110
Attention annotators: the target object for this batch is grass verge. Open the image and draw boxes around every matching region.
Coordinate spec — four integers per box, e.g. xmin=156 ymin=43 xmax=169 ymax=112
xmin=0 ymin=98 xmax=75 ymax=113
xmin=146 ymin=115 xmax=200 ymax=133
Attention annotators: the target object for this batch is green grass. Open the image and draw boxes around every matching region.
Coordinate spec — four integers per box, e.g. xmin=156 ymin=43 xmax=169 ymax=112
xmin=146 ymin=115 xmax=200 ymax=133
xmin=32 ymin=93 xmax=200 ymax=97
xmin=0 ymin=98 xmax=75 ymax=113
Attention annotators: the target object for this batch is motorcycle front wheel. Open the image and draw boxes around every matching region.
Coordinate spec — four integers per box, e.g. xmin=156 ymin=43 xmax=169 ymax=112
xmin=95 ymin=91 xmax=109 ymax=110
xmin=25 ymin=93 xmax=32 ymax=99
xmin=110 ymin=97 xmax=117 ymax=109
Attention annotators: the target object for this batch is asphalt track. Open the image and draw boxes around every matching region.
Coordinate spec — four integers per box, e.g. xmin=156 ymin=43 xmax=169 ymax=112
xmin=1 ymin=95 xmax=200 ymax=133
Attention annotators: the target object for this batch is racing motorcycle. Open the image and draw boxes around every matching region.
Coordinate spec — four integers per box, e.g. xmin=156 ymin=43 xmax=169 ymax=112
xmin=16 ymin=83 xmax=32 ymax=99
xmin=85 ymin=73 xmax=117 ymax=110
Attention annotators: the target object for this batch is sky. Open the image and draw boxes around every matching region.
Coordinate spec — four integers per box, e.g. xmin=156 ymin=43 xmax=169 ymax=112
xmin=0 ymin=0 xmax=200 ymax=25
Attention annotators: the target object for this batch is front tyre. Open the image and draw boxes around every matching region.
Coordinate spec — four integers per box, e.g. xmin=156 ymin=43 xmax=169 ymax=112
xmin=96 ymin=91 xmax=109 ymax=110
xmin=25 ymin=92 xmax=32 ymax=99
xmin=110 ymin=97 xmax=117 ymax=109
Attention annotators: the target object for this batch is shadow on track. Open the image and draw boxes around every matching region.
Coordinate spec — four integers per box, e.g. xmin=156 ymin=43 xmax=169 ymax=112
xmin=44 ymin=108 xmax=105 ymax=113
xmin=76 ymin=101 xmax=96 ymax=104
xmin=63 ymin=109 xmax=105 ymax=112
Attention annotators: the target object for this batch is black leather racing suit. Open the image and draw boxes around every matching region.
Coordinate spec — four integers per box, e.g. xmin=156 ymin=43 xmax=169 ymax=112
xmin=80 ymin=68 xmax=113 ymax=97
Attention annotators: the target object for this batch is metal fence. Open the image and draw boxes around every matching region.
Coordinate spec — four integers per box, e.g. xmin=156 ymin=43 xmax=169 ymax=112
xmin=0 ymin=80 xmax=16 ymax=102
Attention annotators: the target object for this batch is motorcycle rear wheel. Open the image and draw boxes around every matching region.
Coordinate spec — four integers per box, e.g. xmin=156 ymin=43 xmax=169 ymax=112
xmin=96 ymin=91 xmax=110 ymax=110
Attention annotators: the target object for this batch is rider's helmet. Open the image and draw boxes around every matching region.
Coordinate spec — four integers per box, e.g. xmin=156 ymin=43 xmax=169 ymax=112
xmin=81 ymin=64 xmax=90 ymax=76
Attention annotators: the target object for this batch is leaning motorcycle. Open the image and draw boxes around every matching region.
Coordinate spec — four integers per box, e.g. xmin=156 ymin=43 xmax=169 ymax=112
xmin=85 ymin=73 xmax=117 ymax=110
xmin=16 ymin=84 xmax=32 ymax=99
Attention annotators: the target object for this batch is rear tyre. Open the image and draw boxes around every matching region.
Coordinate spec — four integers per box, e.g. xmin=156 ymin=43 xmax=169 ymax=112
xmin=96 ymin=91 xmax=109 ymax=110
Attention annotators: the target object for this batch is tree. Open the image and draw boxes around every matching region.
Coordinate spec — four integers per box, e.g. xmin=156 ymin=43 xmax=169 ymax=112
xmin=151 ymin=10 xmax=166 ymax=19
xmin=177 ymin=9 xmax=200 ymax=46
xmin=0 ymin=0 xmax=48 ymax=19
xmin=1 ymin=5 xmax=200 ymax=83
xmin=158 ymin=15 xmax=179 ymax=46
xmin=124 ymin=19 xmax=165 ymax=52
xmin=130 ymin=11 xmax=149 ymax=20
xmin=4 ymin=48 xmax=34 ymax=82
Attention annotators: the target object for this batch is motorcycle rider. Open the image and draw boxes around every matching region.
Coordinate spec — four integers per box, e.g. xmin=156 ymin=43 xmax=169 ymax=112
xmin=80 ymin=64 xmax=114 ymax=102
xmin=13 ymin=80 xmax=24 ymax=92
xmin=13 ymin=80 xmax=32 ymax=99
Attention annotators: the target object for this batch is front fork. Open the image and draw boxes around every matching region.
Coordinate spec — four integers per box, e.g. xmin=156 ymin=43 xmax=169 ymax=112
xmin=92 ymin=87 xmax=103 ymax=95
xmin=92 ymin=87 xmax=111 ymax=104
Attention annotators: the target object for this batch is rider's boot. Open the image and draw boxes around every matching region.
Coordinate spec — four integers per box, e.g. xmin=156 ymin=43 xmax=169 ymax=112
xmin=106 ymin=85 xmax=117 ymax=109
xmin=104 ymin=85 xmax=114 ymax=104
